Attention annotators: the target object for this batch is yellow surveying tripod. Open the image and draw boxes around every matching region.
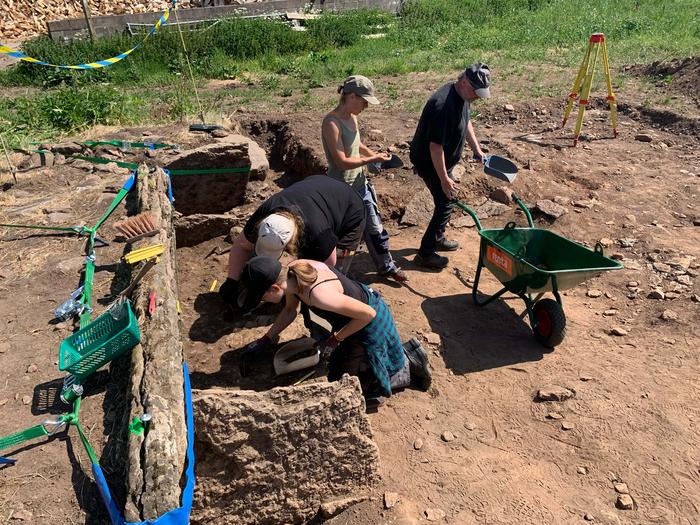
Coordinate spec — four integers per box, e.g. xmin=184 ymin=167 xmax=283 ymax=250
xmin=561 ymin=33 xmax=618 ymax=146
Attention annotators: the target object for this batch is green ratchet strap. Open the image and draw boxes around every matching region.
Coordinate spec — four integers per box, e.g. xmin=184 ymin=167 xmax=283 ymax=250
xmin=81 ymin=140 xmax=176 ymax=150
xmin=70 ymin=155 xmax=140 ymax=171
xmin=0 ymin=424 xmax=48 ymax=452
xmin=167 ymin=166 xmax=251 ymax=175
xmin=0 ymin=224 xmax=86 ymax=234
xmin=69 ymin=154 xmax=251 ymax=176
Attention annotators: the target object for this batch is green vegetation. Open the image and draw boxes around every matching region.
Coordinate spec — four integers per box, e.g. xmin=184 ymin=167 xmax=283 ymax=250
xmin=0 ymin=0 xmax=697 ymax=146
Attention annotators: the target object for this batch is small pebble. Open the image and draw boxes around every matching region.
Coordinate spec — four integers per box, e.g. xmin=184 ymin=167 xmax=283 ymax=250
xmin=413 ymin=438 xmax=424 ymax=450
xmin=584 ymin=513 xmax=595 ymax=521
xmin=614 ymin=482 xmax=630 ymax=494
xmin=610 ymin=327 xmax=628 ymax=336
xmin=561 ymin=422 xmax=575 ymax=431
xmin=21 ymin=395 xmax=31 ymax=405
xmin=577 ymin=466 xmax=588 ymax=475
xmin=616 ymin=494 xmax=634 ymax=510
xmin=547 ymin=412 xmax=564 ymax=420
xmin=587 ymin=289 xmax=603 ymax=298
xmin=441 ymin=431 xmax=455 ymax=442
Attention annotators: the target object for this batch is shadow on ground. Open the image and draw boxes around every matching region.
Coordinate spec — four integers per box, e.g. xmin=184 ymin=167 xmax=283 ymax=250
xmin=421 ymin=291 xmax=548 ymax=375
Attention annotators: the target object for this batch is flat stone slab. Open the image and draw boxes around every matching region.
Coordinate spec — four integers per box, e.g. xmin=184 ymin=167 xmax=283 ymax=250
xmin=191 ymin=375 xmax=379 ymax=525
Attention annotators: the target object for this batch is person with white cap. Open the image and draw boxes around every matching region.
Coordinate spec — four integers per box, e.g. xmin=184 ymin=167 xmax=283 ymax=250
xmin=219 ymin=175 xmax=366 ymax=308
xmin=322 ymin=75 xmax=409 ymax=283
xmin=410 ymin=63 xmax=491 ymax=270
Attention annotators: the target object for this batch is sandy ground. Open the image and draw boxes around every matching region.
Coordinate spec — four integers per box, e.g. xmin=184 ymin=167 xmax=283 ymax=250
xmin=0 ymin=62 xmax=699 ymax=525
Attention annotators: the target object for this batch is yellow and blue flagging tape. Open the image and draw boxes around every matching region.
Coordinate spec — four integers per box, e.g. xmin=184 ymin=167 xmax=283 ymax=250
xmin=0 ymin=1 xmax=175 ymax=70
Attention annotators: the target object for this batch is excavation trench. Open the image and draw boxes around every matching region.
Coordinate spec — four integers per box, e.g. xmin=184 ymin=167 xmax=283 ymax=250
xmin=132 ymin=118 xmax=379 ymax=525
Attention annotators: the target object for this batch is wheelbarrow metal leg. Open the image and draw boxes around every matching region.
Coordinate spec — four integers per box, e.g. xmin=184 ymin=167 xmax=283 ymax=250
xmin=471 ymin=256 xmax=510 ymax=307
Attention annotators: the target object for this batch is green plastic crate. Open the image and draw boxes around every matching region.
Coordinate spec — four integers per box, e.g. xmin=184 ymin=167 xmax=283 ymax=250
xmin=59 ymin=301 xmax=141 ymax=381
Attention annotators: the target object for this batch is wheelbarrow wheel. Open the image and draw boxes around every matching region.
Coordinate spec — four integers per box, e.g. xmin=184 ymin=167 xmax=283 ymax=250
xmin=532 ymin=299 xmax=566 ymax=348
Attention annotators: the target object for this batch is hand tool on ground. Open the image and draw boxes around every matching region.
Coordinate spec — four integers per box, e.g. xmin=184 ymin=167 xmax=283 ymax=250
xmin=273 ymin=337 xmax=320 ymax=375
xmin=54 ymin=286 xmax=88 ymax=321
xmin=124 ymin=243 xmax=164 ymax=265
xmin=452 ymin=194 xmax=622 ymax=347
xmin=116 ymin=257 xmax=159 ymax=300
xmin=367 ymin=153 xmax=404 ymax=174
xmin=114 ymin=212 xmax=159 ymax=243
xmin=481 ymin=155 xmax=518 ymax=183
xmin=561 ymin=33 xmax=618 ymax=146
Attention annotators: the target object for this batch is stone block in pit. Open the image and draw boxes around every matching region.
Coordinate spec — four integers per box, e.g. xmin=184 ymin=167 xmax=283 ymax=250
xmin=165 ymin=142 xmax=251 ymax=215
xmin=192 ymin=375 xmax=379 ymax=525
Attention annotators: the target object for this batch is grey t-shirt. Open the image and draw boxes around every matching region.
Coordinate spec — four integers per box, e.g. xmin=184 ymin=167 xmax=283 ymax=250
xmin=409 ymin=82 xmax=470 ymax=176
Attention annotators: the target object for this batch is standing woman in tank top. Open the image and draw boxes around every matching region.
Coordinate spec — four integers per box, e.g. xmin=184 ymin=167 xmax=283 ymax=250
xmin=236 ymin=256 xmax=431 ymax=399
xmin=321 ymin=75 xmax=409 ymax=283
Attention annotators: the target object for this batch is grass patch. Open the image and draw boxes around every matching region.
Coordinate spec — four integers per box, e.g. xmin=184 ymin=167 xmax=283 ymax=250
xmin=0 ymin=0 xmax=697 ymax=141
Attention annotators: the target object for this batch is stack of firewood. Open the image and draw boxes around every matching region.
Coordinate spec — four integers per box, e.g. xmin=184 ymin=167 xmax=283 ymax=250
xmin=0 ymin=0 xmax=198 ymax=41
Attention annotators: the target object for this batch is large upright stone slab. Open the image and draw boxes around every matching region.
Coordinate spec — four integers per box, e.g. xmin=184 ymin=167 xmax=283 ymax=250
xmin=125 ymin=165 xmax=187 ymax=521
xmin=192 ymin=376 xmax=380 ymax=525
xmin=165 ymin=142 xmax=251 ymax=215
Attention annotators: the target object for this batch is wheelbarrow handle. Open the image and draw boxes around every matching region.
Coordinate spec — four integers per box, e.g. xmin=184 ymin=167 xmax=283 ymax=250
xmin=452 ymin=200 xmax=483 ymax=231
xmin=510 ymin=193 xmax=534 ymax=228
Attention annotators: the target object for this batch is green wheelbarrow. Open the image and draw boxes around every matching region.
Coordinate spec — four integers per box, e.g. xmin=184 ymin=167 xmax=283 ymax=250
xmin=454 ymin=195 xmax=623 ymax=347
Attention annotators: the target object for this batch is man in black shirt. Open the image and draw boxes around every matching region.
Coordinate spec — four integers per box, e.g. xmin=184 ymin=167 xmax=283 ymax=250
xmin=409 ymin=63 xmax=491 ymax=269
xmin=219 ymin=175 xmax=366 ymax=308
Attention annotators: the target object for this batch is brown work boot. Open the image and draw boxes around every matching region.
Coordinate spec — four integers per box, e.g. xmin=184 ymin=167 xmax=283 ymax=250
xmin=384 ymin=267 xmax=409 ymax=283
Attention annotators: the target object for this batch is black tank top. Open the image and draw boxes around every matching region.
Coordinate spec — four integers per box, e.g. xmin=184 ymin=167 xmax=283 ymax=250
xmin=298 ymin=265 xmax=369 ymax=332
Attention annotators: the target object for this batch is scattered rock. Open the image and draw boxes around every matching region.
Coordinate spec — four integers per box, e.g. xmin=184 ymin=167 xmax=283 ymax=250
xmin=26 ymin=364 xmax=38 ymax=373
xmin=536 ymin=386 xmax=575 ymax=402
xmin=47 ymin=212 xmax=72 ymax=225
xmin=425 ymin=412 xmax=436 ymax=421
xmin=552 ymin=195 xmax=569 ymax=206
xmin=413 ymin=438 xmax=424 ymax=450
xmin=573 ymin=199 xmax=593 ymax=209
xmin=647 ymin=289 xmax=665 ymax=300
xmin=616 ymin=494 xmax=634 ymax=510
xmin=561 ymin=421 xmax=575 ymax=431
xmin=425 ymin=508 xmax=447 ymax=522
xmin=598 ymin=238 xmax=614 ymax=247
xmin=56 ymin=255 xmax=86 ymax=274
xmin=52 ymin=141 xmax=84 ymax=156
xmin=626 ymin=281 xmax=639 ymax=288
xmin=383 ymin=492 xmax=400 ymax=509
xmin=210 ymin=129 xmax=229 ymax=138
xmin=610 ymin=327 xmax=628 ymax=336
xmin=587 ymin=289 xmax=603 ymax=298
xmin=401 ymin=188 xmax=434 ymax=226
xmin=441 ymin=431 xmax=455 ymax=442
xmin=10 ymin=510 xmax=33 ymax=521
xmin=584 ymin=513 xmax=595 ymax=521
xmin=0 ymin=399 xmax=8 ymax=407
xmin=614 ymin=482 xmax=630 ymax=495
xmin=535 ymin=200 xmax=567 ymax=219
xmin=490 ymin=187 xmax=513 ymax=205
xmin=547 ymin=412 xmax=564 ymax=420
xmin=21 ymin=395 xmax=31 ymax=405
xmin=319 ymin=495 xmax=369 ymax=519
xmin=579 ymin=375 xmax=593 ymax=382
xmin=676 ymin=274 xmax=693 ymax=286
xmin=503 ymin=104 xmax=515 ymax=112
xmin=452 ymin=163 xmax=466 ymax=182
xmin=660 ymin=309 xmax=678 ymax=321
xmin=653 ymin=262 xmax=671 ymax=273
xmin=474 ymin=199 xmax=511 ymax=219
xmin=634 ymin=133 xmax=653 ymax=142
xmin=691 ymin=294 xmax=700 ymax=303
xmin=618 ymin=238 xmax=637 ymax=248
xmin=464 ymin=422 xmax=476 ymax=431
xmin=0 ymin=342 xmax=9 ymax=353
xmin=577 ymin=466 xmax=588 ymax=475
xmin=424 ymin=332 xmax=441 ymax=345
xmin=451 ymin=215 xmax=477 ymax=229
xmin=603 ymin=310 xmax=617 ymax=316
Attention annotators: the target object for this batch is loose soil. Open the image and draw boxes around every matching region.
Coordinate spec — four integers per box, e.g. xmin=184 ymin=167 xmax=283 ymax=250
xmin=1 ymin=66 xmax=699 ymax=525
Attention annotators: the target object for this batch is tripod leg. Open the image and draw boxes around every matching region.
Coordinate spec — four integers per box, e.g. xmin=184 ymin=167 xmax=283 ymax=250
xmin=601 ymin=40 xmax=618 ymax=137
xmin=562 ymin=44 xmax=591 ymax=128
xmin=573 ymin=40 xmax=600 ymax=146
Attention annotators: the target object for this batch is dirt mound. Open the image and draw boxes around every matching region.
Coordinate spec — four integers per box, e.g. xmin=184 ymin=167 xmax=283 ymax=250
xmin=623 ymin=57 xmax=700 ymax=100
